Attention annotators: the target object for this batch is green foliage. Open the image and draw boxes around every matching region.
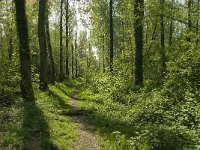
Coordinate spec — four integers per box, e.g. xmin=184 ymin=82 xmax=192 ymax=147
xmin=77 ymin=71 xmax=200 ymax=149
xmin=165 ymin=48 xmax=200 ymax=103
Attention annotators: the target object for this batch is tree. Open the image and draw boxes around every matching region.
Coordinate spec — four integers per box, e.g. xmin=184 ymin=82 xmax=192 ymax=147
xmin=59 ymin=0 xmax=64 ymax=81
xmin=196 ymin=0 xmax=199 ymax=47
xmin=75 ymin=32 xmax=78 ymax=78
xmin=14 ymin=0 xmax=34 ymax=101
xmin=71 ymin=43 xmax=74 ymax=79
xmin=46 ymin=0 xmax=55 ymax=85
xmin=160 ymin=0 xmax=166 ymax=76
xmin=169 ymin=0 xmax=175 ymax=46
xmin=187 ymin=0 xmax=192 ymax=43
xmin=109 ymin=0 xmax=113 ymax=72
xmin=65 ymin=0 xmax=70 ymax=79
xmin=38 ymin=0 xmax=48 ymax=91
xmin=134 ymin=0 xmax=144 ymax=86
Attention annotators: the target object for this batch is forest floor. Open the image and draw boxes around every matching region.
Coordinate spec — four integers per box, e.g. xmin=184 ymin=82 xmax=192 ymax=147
xmin=0 ymin=81 xmax=104 ymax=150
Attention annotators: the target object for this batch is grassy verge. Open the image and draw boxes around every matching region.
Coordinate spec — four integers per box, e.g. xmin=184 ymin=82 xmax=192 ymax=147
xmin=0 ymin=82 xmax=79 ymax=150
xmin=75 ymin=87 xmax=136 ymax=150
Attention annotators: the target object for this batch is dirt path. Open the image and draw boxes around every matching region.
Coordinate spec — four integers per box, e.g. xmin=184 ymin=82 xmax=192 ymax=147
xmin=70 ymin=91 xmax=100 ymax=150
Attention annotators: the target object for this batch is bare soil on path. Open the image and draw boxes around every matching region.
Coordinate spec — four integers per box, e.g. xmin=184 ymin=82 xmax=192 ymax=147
xmin=70 ymin=91 xmax=100 ymax=150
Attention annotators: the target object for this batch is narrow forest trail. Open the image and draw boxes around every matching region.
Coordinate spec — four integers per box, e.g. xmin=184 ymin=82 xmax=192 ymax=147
xmin=70 ymin=90 xmax=100 ymax=150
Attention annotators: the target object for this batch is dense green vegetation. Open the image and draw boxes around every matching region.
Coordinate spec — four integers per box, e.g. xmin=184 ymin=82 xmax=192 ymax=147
xmin=0 ymin=0 xmax=200 ymax=149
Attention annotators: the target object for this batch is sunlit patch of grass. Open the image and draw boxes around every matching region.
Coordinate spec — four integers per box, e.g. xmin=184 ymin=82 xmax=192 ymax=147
xmin=1 ymin=82 xmax=79 ymax=150
xmin=34 ymin=83 xmax=79 ymax=149
xmin=75 ymin=87 xmax=137 ymax=150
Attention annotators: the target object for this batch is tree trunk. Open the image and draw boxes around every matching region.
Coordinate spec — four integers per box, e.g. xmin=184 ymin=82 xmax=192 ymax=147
xmin=59 ymin=0 xmax=64 ymax=81
xmin=196 ymin=0 xmax=199 ymax=47
xmin=65 ymin=0 xmax=69 ymax=79
xmin=109 ymin=0 xmax=113 ymax=72
xmin=6 ymin=0 xmax=13 ymax=61
xmin=38 ymin=0 xmax=48 ymax=91
xmin=102 ymin=33 xmax=105 ymax=73
xmin=169 ymin=0 xmax=175 ymax=46
xmin=187 ymin=0 xmax=192 ymax=42
xmin=14 ymin=0 xmax=35 ymax=101
xmin=71 ymin=43 xmax=74 ymax=79
xmin=8 ymin=38 xmax=13 ymax=61
xmin=46 ymin=1 xmax=55 ymax=85
xmin=75 ymin=33 xmax=78 ymax=78
xmin=134 ymin=0 xmax=144 ymax=86
xmin=160 ymin=0 xmax=166 ymax=76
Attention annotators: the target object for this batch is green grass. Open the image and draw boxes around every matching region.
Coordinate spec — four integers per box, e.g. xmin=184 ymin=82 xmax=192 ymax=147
xmin=75 ymin=87 xmax=138 ymax=150
xmin=0 ymin=82 xmax=79 ymax=150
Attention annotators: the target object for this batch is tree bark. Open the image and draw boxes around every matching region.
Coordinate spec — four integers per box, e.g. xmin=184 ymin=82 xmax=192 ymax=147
xmin=102 ymin=33 xmax=105 ymax=73
xmin=6 ymin=0 xmax=13 ymax=61
xmin=71 ymin=43 xmax=74 ymax=79
xmin=187 ymin=0 xmax=192 ymax=42
xmin=196 ymin=0 xmax=199 ymax=47
xmin=59 ymin=0 xmax=64 ymax=81
xmin=14 ymin=0 xmax=35 ymax=101
xmin=160 ymin=0 xmax=166 ymax=75
xmin=38 ymin=0 xmax=48 ymax=91
xmin=169 ymin=0 xmax=175 ymax=46
xmin=46 ymin=1 xmax=55 ymax=85
xmin=65 ymin=0 xmax=69 ymax=79
xmin=109 ymin=0 xmax=113 ymax=72
xmin=134 ymin=0 xmax=144 ymax=86
xmin=75 ymin=33 xmax=78 ymax=78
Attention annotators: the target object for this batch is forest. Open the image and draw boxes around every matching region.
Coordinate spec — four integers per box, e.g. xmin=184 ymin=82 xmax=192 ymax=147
xmin=0 ymin=0 xmax=199 ymax=149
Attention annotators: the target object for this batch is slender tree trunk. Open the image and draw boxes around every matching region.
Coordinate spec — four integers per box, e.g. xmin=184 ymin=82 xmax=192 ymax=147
xmin=196 ymin=0 xmax=199 ymax=47
xmin=169 ymin=0 xmax=175 ymax=46
xmin=109 ymin=0 xmax=113 ymax=72
xmin=160 ymin=0 xmax=166 ymax=75
xmin=147 ymin=21 xmax=158 ymax=51
xmin=134 ymin=0 xmax=144 ymax=86
xmin=86 ymin=52 xmax=89 ymax=83
xmin=8 ymin=39 xmax=13 ymax=61
xmin=71 ymin=43 xmax=74 ymax=79
xmin=187 ymin=0 xmax=192 ymax=42
xmin=46 ymin=1 xmax=55 ymax=85
xmin=38 ymin=0 xmax=48 ymax=91
xmin=6 ymin=0 xmax=13 ymax=61
xmin=14 ymin=0 xmax=34 ymax=101
xmin=59 ymin=0 xmax=64 ymax=81
xmin=102 ymin=33 xmax=105 ymax=73
xmin=75 ymin=33 xmax=78 ymax=78
xmin=65 ymin=0 xmax=69 ymax=79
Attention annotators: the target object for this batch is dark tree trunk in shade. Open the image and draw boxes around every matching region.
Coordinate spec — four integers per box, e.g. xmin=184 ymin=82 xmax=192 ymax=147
xmin=59 ymin=0 xmax=64 ymax=81
xmin=102 ymin=33 xmax=105 ymax=73
xmin=169 ymin=0 xmax=175 ymax=46
xmin=6 ymin=0 xmax=13 ymax=61
xmin=75 ymin=33 xmax=78 ymax=78
xmin=134 ymin=0 xmax=144 ymax=86
xmin=196 ymin=0 xmax=199 ymax=47
xmin=14 ymin=0 xmax=35 ymax=101
xmin=187 ymin=0 xmax=192 ymax=43
xmin=38 ymin=0 xmax=48 ymax=91
xmin=160 ymin=0 xmax=166 ymax=75
xmin=65 ymin=0 xmax=69 ymax=79
xmin=109 ymin=0 xmax=113 ymax=72
xmin=8 ymin=38 xmax=13 ymax=61
xmin=71 ymin=43 xmax=74 ymax=79
xmin=46 ymin=1 xmax=55 ymax=85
